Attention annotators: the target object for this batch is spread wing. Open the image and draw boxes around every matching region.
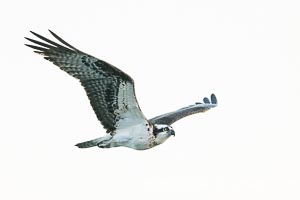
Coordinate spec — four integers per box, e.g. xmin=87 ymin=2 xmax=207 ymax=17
xmin=149 ymin=94 xmax=217 ymax=125
xmin=25 ymin=30 xmax=147 ymax=133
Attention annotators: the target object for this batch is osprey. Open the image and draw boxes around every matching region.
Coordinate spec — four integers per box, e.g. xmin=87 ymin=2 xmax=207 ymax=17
xmin=25 ymin=30 xmax=218 ymax=150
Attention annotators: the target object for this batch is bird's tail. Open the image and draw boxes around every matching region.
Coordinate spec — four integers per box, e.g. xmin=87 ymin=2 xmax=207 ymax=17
xmin=75 ymin=135 xmax=112 ymax=148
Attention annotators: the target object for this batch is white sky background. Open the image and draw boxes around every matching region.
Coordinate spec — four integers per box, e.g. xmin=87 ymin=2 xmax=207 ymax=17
xmin=0 ymin=0 xmax=299 ymax=199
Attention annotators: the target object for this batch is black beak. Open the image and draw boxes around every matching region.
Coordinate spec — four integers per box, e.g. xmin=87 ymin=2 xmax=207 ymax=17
xmin=169 ymin=130 xmax=175 ymax=136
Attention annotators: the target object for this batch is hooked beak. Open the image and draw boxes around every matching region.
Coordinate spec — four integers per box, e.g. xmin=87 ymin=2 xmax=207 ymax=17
xmin=169 ymin=130 xmax=175 ymax=137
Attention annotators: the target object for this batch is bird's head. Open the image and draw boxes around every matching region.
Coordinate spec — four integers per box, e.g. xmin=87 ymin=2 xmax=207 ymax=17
xmin=153 ymin=124 xmax=175 ymax=145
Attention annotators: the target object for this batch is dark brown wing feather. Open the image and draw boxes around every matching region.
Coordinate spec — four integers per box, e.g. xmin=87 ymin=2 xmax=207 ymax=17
xmin=25 ymin=30 xmax=145 ymax=133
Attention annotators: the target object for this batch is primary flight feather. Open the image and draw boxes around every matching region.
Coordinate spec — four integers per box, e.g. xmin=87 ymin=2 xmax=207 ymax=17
xmin=25 ymin=30 xmax=217 ymax=150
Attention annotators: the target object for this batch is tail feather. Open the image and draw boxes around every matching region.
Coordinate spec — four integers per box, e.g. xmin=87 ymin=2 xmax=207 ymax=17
xmin=75 ymin=135 xmax=112 ymax=148
xmin=75 ymin=138 xmax=102 ymax=148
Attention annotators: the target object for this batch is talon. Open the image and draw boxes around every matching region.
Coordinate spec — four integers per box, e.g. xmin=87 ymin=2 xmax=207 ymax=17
xmin=97 ymin=144 xmax=105 ymax=148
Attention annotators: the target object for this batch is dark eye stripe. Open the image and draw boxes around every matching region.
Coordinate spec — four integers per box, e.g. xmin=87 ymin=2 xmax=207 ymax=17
xmin=154 ymin=128 xmax=164 ymax=134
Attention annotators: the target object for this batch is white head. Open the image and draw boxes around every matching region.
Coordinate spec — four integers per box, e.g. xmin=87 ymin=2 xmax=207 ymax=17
xmin=153 ymin=124 xmax=175 ymax=146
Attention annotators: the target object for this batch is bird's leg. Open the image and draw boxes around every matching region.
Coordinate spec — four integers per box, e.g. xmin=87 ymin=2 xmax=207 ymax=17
xmin=97 ymin=135 xmax=113 ymax=148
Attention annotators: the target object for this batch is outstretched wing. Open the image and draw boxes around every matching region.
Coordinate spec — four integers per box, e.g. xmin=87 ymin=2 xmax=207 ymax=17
xmin=149 ymin=94 xmax=217 ymax=125
xmin=25 ymin=30 xmax=147 ymax=133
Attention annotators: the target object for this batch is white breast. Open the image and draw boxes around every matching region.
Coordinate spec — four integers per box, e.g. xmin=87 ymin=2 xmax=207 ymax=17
xmin=112 ymin=123 xmax=153 ymax=150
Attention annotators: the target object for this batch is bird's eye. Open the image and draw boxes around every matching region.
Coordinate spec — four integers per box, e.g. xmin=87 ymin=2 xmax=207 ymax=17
xmin=163 ymin=127 xmax=169 ymax=131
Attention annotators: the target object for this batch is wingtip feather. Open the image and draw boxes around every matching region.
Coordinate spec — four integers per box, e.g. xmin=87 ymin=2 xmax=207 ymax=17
xmin=30 ymin=30 xmax=39 ymax=37
xmin=48 ymin=29 xmax=54 ymax=34
xmin=203 ymin=97 xmax=210 ymax=104
xmin=211 ymin=93 xmax=217 ymax=105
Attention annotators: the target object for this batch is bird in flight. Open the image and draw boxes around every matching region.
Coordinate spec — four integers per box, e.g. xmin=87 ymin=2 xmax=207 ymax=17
xmin=25 ymin=30 xmax=218 ymax=150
